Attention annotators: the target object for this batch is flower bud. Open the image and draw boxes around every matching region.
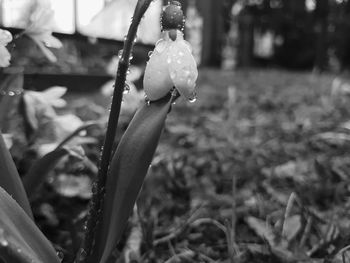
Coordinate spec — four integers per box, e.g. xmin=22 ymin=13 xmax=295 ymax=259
xmin=161 ymin=1 xmax=185 ymax=31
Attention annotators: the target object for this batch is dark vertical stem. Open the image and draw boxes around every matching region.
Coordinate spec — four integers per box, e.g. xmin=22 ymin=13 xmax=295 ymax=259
xmin=76 ymin=1 xmax=154 ymax=263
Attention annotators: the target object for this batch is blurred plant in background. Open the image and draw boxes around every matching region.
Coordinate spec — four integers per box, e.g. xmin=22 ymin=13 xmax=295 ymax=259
xmin=0 ymin=29 xmax=12 ymax=67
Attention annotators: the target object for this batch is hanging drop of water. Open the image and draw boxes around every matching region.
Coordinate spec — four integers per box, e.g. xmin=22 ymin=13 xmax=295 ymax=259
xmin=148 ymin=51 xmax=153 ymax=57
xmin=118 ymin=49 xmax=123 ymax=59
xmin=123 ymin=83 xmax=130 ymax=94
xmin=0 ymin=229 xmax=8 ymax=247
xmin=145 ymin=95 xmax=151 ymax=106
xmin=8 ymin=91 xmax=15 ymax=96
xmin=188 ymin=92 xmax=197 ymax=103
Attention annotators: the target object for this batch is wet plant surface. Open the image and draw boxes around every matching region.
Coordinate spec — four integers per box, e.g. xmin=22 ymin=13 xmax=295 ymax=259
xmin=25 ymin=69 xmax=350 ymax=262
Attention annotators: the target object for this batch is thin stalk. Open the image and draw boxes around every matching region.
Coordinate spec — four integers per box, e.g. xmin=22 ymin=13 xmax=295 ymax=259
xmin=76 ymin=1 xmax=154 ymax=262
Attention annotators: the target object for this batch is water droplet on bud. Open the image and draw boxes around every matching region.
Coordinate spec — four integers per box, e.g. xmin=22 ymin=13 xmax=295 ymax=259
xmin=145 ymin=95 xmax=151 ymax=106
xmin=148 ymin=51 xmax=153 ymax=57
xmin=188 ymin=92 xmax=197 ymax=103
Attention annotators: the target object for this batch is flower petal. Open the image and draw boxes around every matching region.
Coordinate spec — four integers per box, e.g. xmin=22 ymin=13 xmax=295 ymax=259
xmin=0 ymin=46 xmax=11 ymax=68
xmin=168 ymin=39 xmax=198 ymax=99
xmin=0 ymin=29 xmax=12 ymax=46
xmin=143 ymin=40 xmax=173 ymax=101
xmin=29 ymin=36 xmax=58 ymax=62
xmin=0 ymin=186 xmax=61 ymax=263
xmin=41 ymin=86 xmax=67 ymax=105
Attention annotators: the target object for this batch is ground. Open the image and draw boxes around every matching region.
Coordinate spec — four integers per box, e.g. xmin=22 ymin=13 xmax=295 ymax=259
xmin=30 ymin=69 xmax=350 ymax=262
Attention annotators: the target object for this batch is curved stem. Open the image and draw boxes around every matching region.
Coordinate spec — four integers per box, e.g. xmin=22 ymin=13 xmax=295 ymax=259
xmin=76 ymin=1 xmax=154 ymax=262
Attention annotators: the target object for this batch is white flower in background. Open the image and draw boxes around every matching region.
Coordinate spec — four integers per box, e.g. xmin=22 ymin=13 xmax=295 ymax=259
xmin=25 ymin=0 xmax=62 ymax=62
xmin=331 ymin=78 xmax=350 ymax=97
xmin=22 ymin=86 xmax=67 ymax=131
xmin=143 ymin=30 xmax=198 ymax=101
xmin=36 ymin=114 xmax=85 ymax=157
xmin=0 ymin=29 xmax=13 ymax=67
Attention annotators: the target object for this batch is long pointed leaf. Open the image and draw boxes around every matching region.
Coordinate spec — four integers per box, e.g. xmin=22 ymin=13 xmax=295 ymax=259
xmin=98 ymin=95 xmax=172 ymax=263
xmin=22 ymin=147 xmax=69 ymax=197
xmin=0 ymin=72 xmax=24 ymax=131
xmin=0 ymin=132 xmax=33 ymax=219
xmin=0 ymin=186 xmax=60 ymax=263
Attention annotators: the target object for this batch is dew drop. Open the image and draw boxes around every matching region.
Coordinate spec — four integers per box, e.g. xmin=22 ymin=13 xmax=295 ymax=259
xmin=178 ymin=51 xmax=184 ymax=56
xmin=118 ymin=49 xmax=123 ymax=59
xmin=123 ymin=35 xmax=127 ymax=41
xmin=188 ymin=92 xmax=197 ymax=103
xmin=8 ymin=91 xmax=15 ymax=96
xmin=0 ymin=229 xmax=8 ymax=247
xmin=167 ymin=58 xmax=172 ymax=64
xmin=148 ymin=51 xmax=153 ymax=57
xmin=145 ymin=96 xmax=151 ymax=106
xmin=126 ymin=69 xmax=131 ymax=75
xmin=123 ymin=83 xmax=130 ymax=94
xmin=176 ymin=59 xmax=182 ymax=64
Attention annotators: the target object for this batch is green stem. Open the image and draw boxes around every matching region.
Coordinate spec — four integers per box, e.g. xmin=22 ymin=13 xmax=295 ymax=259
xmin=76 ymin=1 xmax=154 ymax=262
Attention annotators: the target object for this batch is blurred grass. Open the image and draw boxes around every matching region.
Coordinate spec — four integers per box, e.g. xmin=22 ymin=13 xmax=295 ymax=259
xmin=62 ymin=69 xmax=350 ymax=262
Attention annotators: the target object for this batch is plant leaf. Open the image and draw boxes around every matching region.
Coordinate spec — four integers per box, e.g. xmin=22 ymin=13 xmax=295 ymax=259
xmin=23 ymin=147 xmax=74 ymax=197
xmin=0 ymin=72 xmax=24 ymax=130
xmin=0 ymin=186 xmax=60 ymax=263
xmin=97 ymin=95 xmax=172 ymax=263
xmin=0 ymin=132 xmax=33 ymax=219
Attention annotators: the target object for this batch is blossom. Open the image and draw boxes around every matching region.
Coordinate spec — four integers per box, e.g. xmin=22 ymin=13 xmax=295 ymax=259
xmin=22 ymin=86 xmax=68 ymax=131
xmin=25 ymin=0 xmax=62 ymax=62
xmin=143 ymin=29 xmax=198 ymax=101
xmin=0 ymin=29 xmax=13 ymax=67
